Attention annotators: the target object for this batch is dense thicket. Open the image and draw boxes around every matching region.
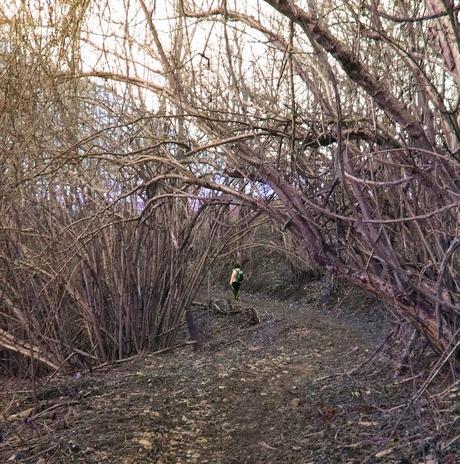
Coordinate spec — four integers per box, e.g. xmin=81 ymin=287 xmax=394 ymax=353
xmin=0 ymin=0 xmax=458 ymax=375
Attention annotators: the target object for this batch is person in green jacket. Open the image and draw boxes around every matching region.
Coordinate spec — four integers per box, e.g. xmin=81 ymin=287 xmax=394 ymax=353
xmin=229 ymin=264 xmax=244 ymax=300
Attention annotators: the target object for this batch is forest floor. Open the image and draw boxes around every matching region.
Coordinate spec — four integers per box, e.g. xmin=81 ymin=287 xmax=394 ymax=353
xmin=1 ymin=286 xmax=458 ymax=464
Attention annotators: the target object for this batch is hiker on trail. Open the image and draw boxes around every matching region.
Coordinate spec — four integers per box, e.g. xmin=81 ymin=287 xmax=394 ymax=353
xmin=230 ymin=263 xmax=244 ymax=300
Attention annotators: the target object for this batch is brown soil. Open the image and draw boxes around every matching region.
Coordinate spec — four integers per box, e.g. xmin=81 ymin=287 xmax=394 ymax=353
xmin=1 ymin=292 xmax=458 ymax=463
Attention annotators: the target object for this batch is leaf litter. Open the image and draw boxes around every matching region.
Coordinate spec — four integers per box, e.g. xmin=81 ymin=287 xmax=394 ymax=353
xmin=1 ymin=292 xmax=458 ymax=463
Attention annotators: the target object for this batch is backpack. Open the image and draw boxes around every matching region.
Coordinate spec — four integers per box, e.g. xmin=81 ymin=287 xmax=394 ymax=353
xmin=234 ymin=268 xmax=244 ymax=283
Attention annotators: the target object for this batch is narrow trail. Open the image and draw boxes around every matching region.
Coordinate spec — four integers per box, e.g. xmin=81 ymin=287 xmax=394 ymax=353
xmin=2 ymin=293 xmax=457 ymax=463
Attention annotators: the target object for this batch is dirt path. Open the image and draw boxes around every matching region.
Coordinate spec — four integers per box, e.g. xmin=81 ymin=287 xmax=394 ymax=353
xmin=1 ymin=293 xmax=457 ymax=463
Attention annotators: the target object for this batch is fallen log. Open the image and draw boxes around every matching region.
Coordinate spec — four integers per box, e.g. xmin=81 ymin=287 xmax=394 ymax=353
xmin=0 ymin=329 xmax=60 ymax=371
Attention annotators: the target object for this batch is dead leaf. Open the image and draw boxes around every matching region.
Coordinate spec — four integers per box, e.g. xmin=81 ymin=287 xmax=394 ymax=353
xmin=290 ymin=398 xmax=301 ymax=409
xmin=8 ymin=407 xmax=34 ymax=420
xmin=375 ymin=448 xmax=394 ymax=458
xmin=138 ymin=438 xmax=153 ymax=450
xmin=248 ymin=345 xmax=262 ymax=351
